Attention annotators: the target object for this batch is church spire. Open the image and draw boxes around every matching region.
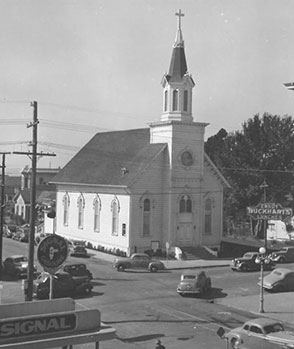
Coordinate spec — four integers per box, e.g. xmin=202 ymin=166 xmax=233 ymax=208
xmin=160 ymin=9 xmax=195 ymax=123
xmin=174 ymin=9 xmax=185 ymax=48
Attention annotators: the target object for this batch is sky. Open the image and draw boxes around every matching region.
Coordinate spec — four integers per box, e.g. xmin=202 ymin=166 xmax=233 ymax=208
xmin=1 ymin=0 xmax=294 ymax=175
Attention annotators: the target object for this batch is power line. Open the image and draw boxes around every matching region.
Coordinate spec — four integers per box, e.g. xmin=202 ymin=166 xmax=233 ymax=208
xmin=219 ymin=167 xmax=294 ymax=174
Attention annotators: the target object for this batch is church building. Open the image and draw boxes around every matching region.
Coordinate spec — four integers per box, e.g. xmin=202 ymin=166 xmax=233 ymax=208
xmin=52 ymin=10 xmax=230 ymax=256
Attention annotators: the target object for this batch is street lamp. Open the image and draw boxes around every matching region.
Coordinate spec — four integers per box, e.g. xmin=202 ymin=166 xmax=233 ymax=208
xmin=255 ymin=246 xmax=271 ymax=313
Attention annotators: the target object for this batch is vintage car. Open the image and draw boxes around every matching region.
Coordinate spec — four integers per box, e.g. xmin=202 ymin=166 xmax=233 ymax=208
xmin=258 ymin=267 xmax=294 ymax=292
xmin=217 ymin=318 xmax=294 ymax=349
xmin=68 ymin=240 xmax=88 ymax=257
xmin=270 ymin=247 xmax=294 ymax=263
xmin=3 ymin=255 xmax=37 ymax=278
xmin=113 ymin=253 xmax=165 ymax=272
xmin=176 ymin=271 xmax=211 ymax=297
xmin=60 ymin=263 xmax=93 ymax=280
xmin=231 ymin=251 xmax=275 ymax=272
xmin=32 ymin=271 xmax=93 ymax=299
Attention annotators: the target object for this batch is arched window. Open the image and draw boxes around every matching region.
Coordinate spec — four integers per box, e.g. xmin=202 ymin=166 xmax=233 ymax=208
xmin=77 ymin=194 xmax=85 ymax=229
xmin=172 ymin=90 xmax=179 ymax=111
xmin=63 ymin=193 xmax=70 ymax=226
xmin=183 ymin=90 xmax=188 ymax=111
xmin=111 ymin=197 xmax=120 ymax=236
xmin=143 ymin=198 xmax=151 ymax=237
xmin=204 ymin=198 xmax=212 ymax=234
xmin=164 ymin=90 xmax=168 ymax=111
xmin=93 ymin=195 xmax=101 ymax=232
xmin=179 ymin=195 xmax=192 ymax=213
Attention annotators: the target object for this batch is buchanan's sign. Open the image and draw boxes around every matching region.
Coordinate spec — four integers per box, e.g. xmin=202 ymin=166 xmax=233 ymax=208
xmin=0 ymin=313 xmax=76 ymax=339
xmin=247 ymin=202 xmax=293 ymax=221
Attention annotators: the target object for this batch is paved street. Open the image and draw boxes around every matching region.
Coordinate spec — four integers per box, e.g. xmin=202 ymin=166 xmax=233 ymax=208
xmin=2 ymin=238 xmax=294 ymax=348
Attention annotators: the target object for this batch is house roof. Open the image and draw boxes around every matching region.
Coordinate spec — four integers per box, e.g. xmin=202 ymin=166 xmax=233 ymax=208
xmin=52 ymin=128 xmax=166 ymax=187
xmin=37 ymin=191 xmax=56 ymax=203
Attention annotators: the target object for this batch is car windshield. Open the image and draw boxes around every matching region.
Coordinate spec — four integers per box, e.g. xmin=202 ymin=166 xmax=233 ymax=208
xmin=182 ymin=275 xmax=196 ymax=280
xmin=243 ymin=253 xmax=253 ymax=258
xmin=264 ymin=323 xmax=284 ymax=334
xmin=14 ymin=257 xmax=28 ymax=263
xmin=273 ymin=270 xmax=283 ymax=276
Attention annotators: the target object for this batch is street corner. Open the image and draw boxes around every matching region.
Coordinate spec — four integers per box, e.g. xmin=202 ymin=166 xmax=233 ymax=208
xmin=216 ymin=292 xmax=294 ymax=327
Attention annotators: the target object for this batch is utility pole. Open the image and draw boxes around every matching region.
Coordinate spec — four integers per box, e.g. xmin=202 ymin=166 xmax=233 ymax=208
xmin=27 ymin=101 xmax=38 ymax=302
xmin=14 ymin=101 xmax=55 ymax=301
xmin=0 ymin=152 xmax=11 ymax=282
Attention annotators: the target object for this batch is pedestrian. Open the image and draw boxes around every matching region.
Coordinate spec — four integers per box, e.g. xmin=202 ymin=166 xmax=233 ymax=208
xmin=155 ymin=339 xmax=165 ymax=349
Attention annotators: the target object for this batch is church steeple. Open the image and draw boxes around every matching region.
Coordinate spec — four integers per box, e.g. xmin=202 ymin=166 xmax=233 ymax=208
xmin=161 ymin=9 xmax=195 ymax=122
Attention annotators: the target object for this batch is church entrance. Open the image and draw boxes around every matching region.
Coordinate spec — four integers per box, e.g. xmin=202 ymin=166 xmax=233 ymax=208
xmin=176 ymin=222 xmax=193 ymax=246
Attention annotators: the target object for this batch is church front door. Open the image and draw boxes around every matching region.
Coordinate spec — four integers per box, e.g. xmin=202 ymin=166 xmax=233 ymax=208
xmin=177 ymin=222 xmax=193 ymax=246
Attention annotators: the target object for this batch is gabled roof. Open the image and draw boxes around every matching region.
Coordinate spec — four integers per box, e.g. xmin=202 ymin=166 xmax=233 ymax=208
xmin=52 ymin=128 xmax=166 ymax=187
xmin=204 ymin=153 xmax=231 ymax=189
xmin=14 ymin=189 xmax=30 ymax=203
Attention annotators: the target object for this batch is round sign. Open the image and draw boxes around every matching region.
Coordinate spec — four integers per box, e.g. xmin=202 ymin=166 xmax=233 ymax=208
xmin=37 ymin=234 xmax=68 ymax=274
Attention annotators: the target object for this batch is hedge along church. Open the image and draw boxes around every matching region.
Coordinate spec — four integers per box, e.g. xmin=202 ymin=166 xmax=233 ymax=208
xmin=52 ymin=10 xmax=230 ymax=256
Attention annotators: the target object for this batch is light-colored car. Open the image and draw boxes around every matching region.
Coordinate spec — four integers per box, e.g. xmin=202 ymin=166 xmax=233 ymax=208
xmin=176 ymin=271 xmax=211 ymax=297
xmin=270 ymin=247 xmax=294 ymax=263
xmin=217 ymin=318 xmax=294 ymax=349
xmin=258 ymin=267 xmax=294 ymax=292
xmin=113 ymin=253 xmax=165 ymax=272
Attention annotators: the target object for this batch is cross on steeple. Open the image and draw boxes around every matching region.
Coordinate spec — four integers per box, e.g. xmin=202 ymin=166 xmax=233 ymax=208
xmin=175 ymin=9 xmax=184 ymax=30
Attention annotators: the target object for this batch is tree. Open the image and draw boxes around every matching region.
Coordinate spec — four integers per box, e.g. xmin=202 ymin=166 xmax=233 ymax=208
xmin=205 ymin=113 xmax=294 ymax=223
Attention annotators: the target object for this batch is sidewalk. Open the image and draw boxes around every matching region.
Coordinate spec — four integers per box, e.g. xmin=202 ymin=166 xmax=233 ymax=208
xmin=217 ymin=292 xmax=294 ymax=328
xmin=87 ymin=249 xmax=231 ymax=269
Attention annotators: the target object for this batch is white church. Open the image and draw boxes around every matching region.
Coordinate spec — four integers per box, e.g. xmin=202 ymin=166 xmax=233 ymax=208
xmin=51 ymin=10 xmax=230 ymax=256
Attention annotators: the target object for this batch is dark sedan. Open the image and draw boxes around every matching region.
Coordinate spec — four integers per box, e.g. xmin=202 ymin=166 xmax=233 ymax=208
xmin=231 ymin=251 xmax=275 ymax=272
xmin=3 ymin=255 xmax=37 ymax=278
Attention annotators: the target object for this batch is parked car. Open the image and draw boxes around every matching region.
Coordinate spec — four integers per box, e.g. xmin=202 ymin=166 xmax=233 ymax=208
xmin=60 ymin=263 xmax=93 ymax=280
xmin=217 ymin=318 xmax=294 ymax=349
xmin=113 ymin=253 xmax=165 ymax=272
xmin=35 ymin=232 xmax=51 ymax=245
xmin=177 ymin=271 xmax=211 ymax=297
xmin=258 ymin=267 xmax=294 ymax=292
xmin=68 ymin=240 xmax=88 ymax=257
xmin=3 ymin=225 xmax=13 ymax=238
xmin=32 ymin=271 xmax=93 ymax=299
xmin=11 ymin=229 xmax=23 ymax=241
xmin=3 ymin=255 xmax=37 ymax=278
xmin=269 ymin=247 xmax=294 ymax=263
xmin=231 ymin=251 xmax=275 ymax=272
xmin=7 ymin=225 xmax=17 ymax=237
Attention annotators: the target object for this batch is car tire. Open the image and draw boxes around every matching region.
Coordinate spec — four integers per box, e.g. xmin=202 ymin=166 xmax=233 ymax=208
xmin=276 ymin=285 xmax=284 ymax=293
xmin=150 ymin=265 xmax=158 ymax=273
xmin=231 ymin=337 xmax=240 ymax=349
xmin=240 ymin=264 xmax=248 ymax=272
xmin=117 ymin=265 xmax=125 ymax=272
xmin=279 ymin=257 xmax=285 ymax=263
